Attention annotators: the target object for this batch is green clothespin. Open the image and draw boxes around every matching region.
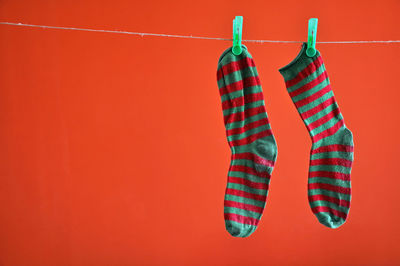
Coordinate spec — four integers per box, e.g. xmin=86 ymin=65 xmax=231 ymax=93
xmin=232 ymin=16 xmax=243 ymax=55
xmin=306 ymin=18 xmax=318 ymax=57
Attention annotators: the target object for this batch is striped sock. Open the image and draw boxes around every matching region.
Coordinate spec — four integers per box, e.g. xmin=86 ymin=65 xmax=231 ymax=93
xmin=217 ymin=45 xmax=278 ymax=237
xmin=279 ymin=43 xmax=354 ymax=228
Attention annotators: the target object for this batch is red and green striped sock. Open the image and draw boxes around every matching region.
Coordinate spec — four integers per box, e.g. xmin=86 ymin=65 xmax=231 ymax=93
xmin=279 ymin=43 xmax=354 ymax=228
xmin=217 ymin=46 xmax=277 ymax=237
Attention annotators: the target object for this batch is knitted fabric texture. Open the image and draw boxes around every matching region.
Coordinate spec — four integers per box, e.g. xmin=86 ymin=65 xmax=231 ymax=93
xmin=279 ymin=43 xmax=354 ymax=228
xmin=217 ymin=45 xmax=277 ymax=237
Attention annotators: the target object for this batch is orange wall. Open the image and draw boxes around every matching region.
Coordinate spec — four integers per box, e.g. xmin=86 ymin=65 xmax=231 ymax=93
xmin=0 ymin=0 xmax=399 ymax=265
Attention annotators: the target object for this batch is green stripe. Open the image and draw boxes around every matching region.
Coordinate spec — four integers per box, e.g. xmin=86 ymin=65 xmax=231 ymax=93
xmin=223 ymin=100 xmax=265 ymax=116
xmin=228 ymin=124 xmax=270 ymax=142
xmin=224 ymin=206 xmax=261 ymax=219
xmin=311 ymin=151 xmax=353 ymax=160
xmin=292 ymin=74 xmax=329 ymax=102
xmin=220 ymin=85 xmax=263 ymax=103
xmin=310 ymin=115 xmax=343 ymax=136
xmin=217 ymin=62 xmax=255 ymax=78
xmin=224 ymin=194 xmax=266 ymax=207
xmin=298 ymin=90 xmax=334 ymax=114
xmin=217 ymin=66 xmax=258 ymax=84
xmin=304 ymin=102 xmax=338 ymax=125
xmin=218 ymin=52 xmax=253 ymax=71
xmin=231 ymin=159 xmax=273 ymax=174
xmin=217 ymin=76 xmax=225 ymax=89
xmin=308 ymin=177 xmax=351 ymax=188
xmin=226 ymin=113 xmax=266 ymax=130
xmin=309 ymin=170 xmax=347 ymax=179
xmin=221 ymin=89 xmax=242 ymax=103
xmin=287 ymin=64 xmax=326 ymax=92
xmin=309 ymin=164 xmax=351 ymax=174
xmin=227 ymin=183 xmax=268 ymax=196
xmin=217 ymin=66 xmax=258 ymax=87
xmin=308 ymin=189 xmax=351 ymax=201
xmin=309 ymin=165 xmax=352 ymax=175
xmin=228 ymin=171 xmax=269 ymax=184
xmin=309 ymin=200 xmax=349 ymax=214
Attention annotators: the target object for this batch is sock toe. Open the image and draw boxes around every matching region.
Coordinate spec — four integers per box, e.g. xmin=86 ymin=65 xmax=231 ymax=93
xmin=225 ymin=220 xmax=257 ymax=238
xmin=316 ymin=212 xmax=346 ymax=229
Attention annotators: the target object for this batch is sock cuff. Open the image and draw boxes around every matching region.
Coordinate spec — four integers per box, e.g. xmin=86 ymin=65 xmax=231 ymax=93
xmin=278 ymin=42 xmax=321 ymax=82
xmin=217 ymin=44 xmax=250 ymax=68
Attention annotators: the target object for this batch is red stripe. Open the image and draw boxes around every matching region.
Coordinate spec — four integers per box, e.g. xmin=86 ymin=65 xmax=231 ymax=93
xmin=226 ymin=188 xmax=267 ymax=202
xmin=312 ymin=119 xmax=344 ymax=143
xmin=219 ymin=76 xmax=261 ymax=97
xmin=308 ymin=195 xmax=350 ymax=208
xmin=300 ymin=96 xmax=336 ymax=120
xmin=224 ymin=105 xmax=265 ymax=124
xmin=221 ymin=92 xmax=265 ymax=111
xmin=229 ymin=129 xmax=272 ymax=146
xmin=228 ymin=176 xmax=269 ymax=190
xmin=233 ymin=152 xmax=275 ymax=167
xmin=226 ymin=119 xmax=268 ymax=137
xmin=310 ymin=158 xmax=353 ymax=167
xmin=312 ymin=144 xmax=354 ymax=154
xmin=221 ymin=97 xmax=243 ymax=111
xmin=289 ymin=70 xmax=328 ymax=98
xmin=307 ymin=107 xmax=341 ymax=131
xmin=217 ymin=57 xmax=256 ymax=81
xmin=230 ymin=165 xmax=270 ymax=178
xmin=285 ymin=56 xmax=323 ymax=88
xmin=224 ymin=212 xmax=259 ymax=226
xmin=309 ymin=171 xmax=350 ymax=181
xmin=243 ymin=91 xmax=265 ymax=103
xmin=295 ymin=84 xmax=332 ymax=108
xmin=308 ymin=183 xmax=351 ymax=194
xmin=224 ymin=200 xmax=264 ymax=214
xmin=311 ymin=206 xmax=347 ymax=219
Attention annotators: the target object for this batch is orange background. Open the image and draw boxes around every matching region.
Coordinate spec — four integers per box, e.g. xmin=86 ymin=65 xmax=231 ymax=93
xmin=0 ymin=0 xmax=399 ymax=265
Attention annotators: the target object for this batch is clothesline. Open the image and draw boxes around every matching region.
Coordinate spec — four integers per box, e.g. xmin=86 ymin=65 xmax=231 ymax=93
xmin=1 ymin=22 xmax=400 ymax=44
